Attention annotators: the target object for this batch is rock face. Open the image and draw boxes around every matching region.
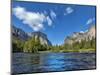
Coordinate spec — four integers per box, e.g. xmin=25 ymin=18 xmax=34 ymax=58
xmin=12 ymin=26 xmax=29 ymax=41
xmin=64 ymin=25 xmax=96 ymax=45
xmin=87 ymin=25 xmax=96 ymax=39
xmin=12 ymin=25 xmax=52 ymax=46
xmin=28 ymin=32 xmax=52 ymax=46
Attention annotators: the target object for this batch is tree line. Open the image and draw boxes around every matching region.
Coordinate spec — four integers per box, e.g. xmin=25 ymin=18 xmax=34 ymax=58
xmin=12 ymin=36 xmax=96 ymax=53
xmin=12 ymin=36 xmax=51 ymax=53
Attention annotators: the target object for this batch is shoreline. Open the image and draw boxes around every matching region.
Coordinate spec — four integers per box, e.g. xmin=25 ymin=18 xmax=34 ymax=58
xmin=12 ymin=49 xmax=96 ymax=54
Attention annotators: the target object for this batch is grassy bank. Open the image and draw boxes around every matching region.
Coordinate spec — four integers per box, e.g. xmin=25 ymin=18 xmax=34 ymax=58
xmin=50 ymin=49 xmax=96 ymax=53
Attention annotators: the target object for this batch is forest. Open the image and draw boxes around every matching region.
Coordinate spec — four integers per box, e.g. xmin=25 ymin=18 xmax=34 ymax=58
xmin=12 ymin=36 xmax=96 ymax=53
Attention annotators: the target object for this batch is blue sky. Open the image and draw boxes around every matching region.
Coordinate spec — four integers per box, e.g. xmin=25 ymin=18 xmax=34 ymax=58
xmin=12 ymin=1 xmax=96 ymax=45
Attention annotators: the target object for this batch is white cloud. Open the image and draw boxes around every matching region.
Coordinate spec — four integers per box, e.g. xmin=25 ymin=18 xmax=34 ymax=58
xmin=13 ymin=6 xmax=53 ymax=31
xmin=13 ymin=6 xmax=26 ymax=20
xmin=64 ymin=7 xmax=74 ymax=15
xmin=43 ymin=11 xmax=48 ymax=15
xmin=80 ymin=31 xmax=84 ymax=33
xmin=50 ymin=10 xmax=56 ymax=19
xmin=46 ymin=16 xmax=52 ymax=26
xmin=86 ymin=17 xmax=95 ymax=25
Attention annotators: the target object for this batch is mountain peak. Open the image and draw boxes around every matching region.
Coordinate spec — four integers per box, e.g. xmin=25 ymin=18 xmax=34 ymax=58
xmin=29 ymin=31 xmax=52 ymax=46
xmin=12 ymin=25 xmax=52 ymax=46
xmin=64 ymin=25 xmax=96 ymax=45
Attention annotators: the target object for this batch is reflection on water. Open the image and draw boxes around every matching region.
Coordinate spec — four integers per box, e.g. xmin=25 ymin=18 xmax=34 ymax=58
xmin=12 ymin=53 xmax=96 ymax=74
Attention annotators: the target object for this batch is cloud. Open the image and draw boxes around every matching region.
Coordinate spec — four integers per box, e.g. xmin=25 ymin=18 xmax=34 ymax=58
xmin=80 ymin=31 xmax=84 ymax=33
xmin=50 ymin=10 xmax=56 ymax=19
xmin=13 ymin=6 xmax=53 ymax=31
xmin=13 ymin=6 xmax=26 ymax=20
xmin=46 ymin=16 xmax=52 ymax=26
xmin=86 ymin=17 xmax=95 ymax=25
xmin=64 ymin=7 xmax=74 ymax=15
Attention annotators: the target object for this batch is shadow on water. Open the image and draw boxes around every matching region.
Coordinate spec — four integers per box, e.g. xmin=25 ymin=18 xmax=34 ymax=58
xmin=12 ymin=53 xmax=96 ymax=74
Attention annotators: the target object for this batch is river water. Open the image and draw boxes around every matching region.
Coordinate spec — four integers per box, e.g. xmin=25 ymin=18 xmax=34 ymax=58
xmin=12 ymin=52 xmax=96 ymax=74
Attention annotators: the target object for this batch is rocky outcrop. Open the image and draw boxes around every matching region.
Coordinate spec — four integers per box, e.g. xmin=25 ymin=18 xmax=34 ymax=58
xmin=12 ymin=26 xmax=29 ymax=41
xmin=28 ymin=32 xmax=52 ymax=46
xmin=64 ymin=25 xmax=96 ymax=45
xmin=12 ymin=25 xmax=52 ymax=46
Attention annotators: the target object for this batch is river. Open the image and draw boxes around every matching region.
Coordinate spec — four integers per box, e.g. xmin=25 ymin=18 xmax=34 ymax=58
xmin=12 ymin=52 xmax=96 ymax=74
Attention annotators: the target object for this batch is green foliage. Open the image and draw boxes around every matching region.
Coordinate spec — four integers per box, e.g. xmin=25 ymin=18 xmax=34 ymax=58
xmin=91 ymin=38 xmax=96 ymax=49
xmin=23 ymin=37 xmax=48 ymax=53
xmin=12 ymin=35 xmax=96 ymax=53
xmin=12 ymin=38 xmax=24 ymax=52
xmin=63 ymin=37 xmax=96 ymax=52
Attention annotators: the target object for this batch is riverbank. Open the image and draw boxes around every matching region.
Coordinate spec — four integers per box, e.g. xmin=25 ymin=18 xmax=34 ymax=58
xmin=59 ymin=49 xmax=95 ymax=53
xmin=13 ymin=48 xmax=96 ymax=53
xmin=38 ymin=49 xmax=96 ymax=53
